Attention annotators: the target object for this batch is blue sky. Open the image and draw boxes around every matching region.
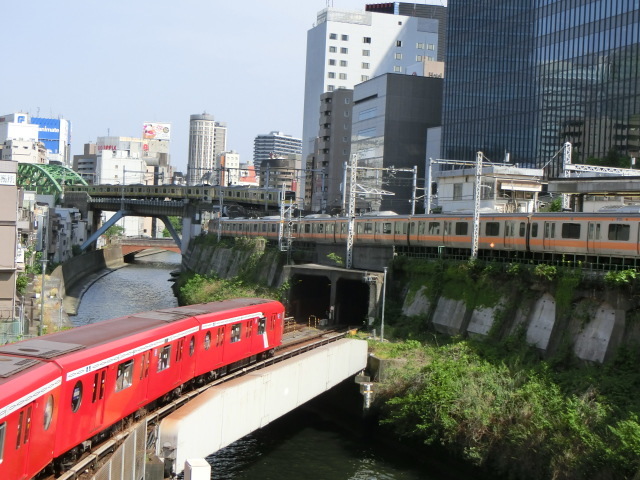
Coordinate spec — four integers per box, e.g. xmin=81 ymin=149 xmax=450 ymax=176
xmin=3 ymin=1 xmax=445 ymax=172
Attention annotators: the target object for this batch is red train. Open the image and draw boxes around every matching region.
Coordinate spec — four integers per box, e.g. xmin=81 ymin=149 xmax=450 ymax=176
xmin=217 ymin=211 xmax=640 ymax=263
xmin=0 ymin=297 xmax=284 ymax=479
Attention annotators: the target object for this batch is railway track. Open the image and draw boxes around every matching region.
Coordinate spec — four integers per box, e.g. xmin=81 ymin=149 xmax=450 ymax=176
xmin=51 ymin=326 xmax=350 ymax=480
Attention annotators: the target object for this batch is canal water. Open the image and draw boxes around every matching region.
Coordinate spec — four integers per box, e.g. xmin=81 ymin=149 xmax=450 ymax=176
xmin=72 ymin=250 xmax=477 ymax=480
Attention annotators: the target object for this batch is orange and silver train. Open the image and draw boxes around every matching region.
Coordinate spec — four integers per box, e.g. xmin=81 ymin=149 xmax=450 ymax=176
xmin=216 ymin=210 xmax=640 ymax=264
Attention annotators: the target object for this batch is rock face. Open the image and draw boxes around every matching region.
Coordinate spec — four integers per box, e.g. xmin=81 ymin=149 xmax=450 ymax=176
xmin=401 ymin=283 xmax=630 ymax=364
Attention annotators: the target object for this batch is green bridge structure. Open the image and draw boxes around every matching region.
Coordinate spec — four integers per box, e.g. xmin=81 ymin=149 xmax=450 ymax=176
xmin=17 ymin=163 xmax=88 ymax=203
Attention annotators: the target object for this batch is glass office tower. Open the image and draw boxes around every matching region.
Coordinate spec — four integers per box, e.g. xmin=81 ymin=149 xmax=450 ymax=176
xmin=442 ymin=0 xmax=640 ymax=177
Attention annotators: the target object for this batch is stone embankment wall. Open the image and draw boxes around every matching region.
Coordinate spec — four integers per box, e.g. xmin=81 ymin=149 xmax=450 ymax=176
xmin=401 ymin=282 xmax=638 ymax=364
xmin=182 ymin=239 xmax=285 ymax=287
xmin=51 ymin=246 xmax=125 ymax=310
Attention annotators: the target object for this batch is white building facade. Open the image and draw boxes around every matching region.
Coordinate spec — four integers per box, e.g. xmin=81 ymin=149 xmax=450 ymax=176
xmin=187 ymin=113 xmax=227 ymax=185
xmin=302 ymin=5 xmax=444 ymax=160
xmin=253 ymin=131 xmax=302 ymax=172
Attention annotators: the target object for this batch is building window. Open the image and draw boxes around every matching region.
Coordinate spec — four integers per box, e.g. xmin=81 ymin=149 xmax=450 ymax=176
xmin=362 ymin=62 xmax=370 ymax=69
xmin=341 ymin=34 xmax=349 ymax=41
xmin=453 ymin=183 xmax=463 ymax=200
xmin=344 ymin=98 xmax=351 ymax=104
xmin=427 ymin=43 xmax=435 ymax=50
xmin=339 ymin=73 xmax=347 ymax=80
xmin=328 ymin=85 xmax=335 ymax=91
xmin=329 ymin=46 xmax=337 ymax=53
xmin=328 ymin=72 xmax=335 ymax=78
xmin=330 ymin=33 xmax=337 ymax=39
xmin=395 ymin=53 xmax=403 ymax=60
xmin=340 ymin=47 xmax=348 ymax=54
xmin=344 ymin=111 xmax=350 ymax=117
xmin=416 ymin=55 xmax=423 ymax=61
xmin=362 ymin=49 xmax=370 ymax=56
xmin=417 ymin=42 xmax=425 ymax=49
xmin=363 ymin=37 xmax=371 ymax=43
xmin=396 ymin=40 xmax=402 ymax=47
xmin=361 ymin=75 xmax=369 ymax=81
xmin=393 ymin=66 xmax=402 ymax=73
xmin=340 ymin=60 xmax=348 ymax=67
xmin=328 ymin=59 xmax=336 ymax=65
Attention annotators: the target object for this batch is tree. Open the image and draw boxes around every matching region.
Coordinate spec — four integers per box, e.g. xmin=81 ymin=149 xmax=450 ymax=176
xmin=104 ymin=225 xmax=125 ymax=240
xmin=162 ymin=216 xmax=183 ymax=238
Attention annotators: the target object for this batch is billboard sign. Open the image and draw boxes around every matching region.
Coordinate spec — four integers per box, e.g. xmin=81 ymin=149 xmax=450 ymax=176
xmin=143 ymin=122 xmax=171 ymax=140
xmin=32 ymin=117 xmax=61 ymax=154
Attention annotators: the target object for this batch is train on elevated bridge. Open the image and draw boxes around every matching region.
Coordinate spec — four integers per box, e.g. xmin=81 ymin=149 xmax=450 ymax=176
xmin=65 ymin=184 xmax=296 ymax=212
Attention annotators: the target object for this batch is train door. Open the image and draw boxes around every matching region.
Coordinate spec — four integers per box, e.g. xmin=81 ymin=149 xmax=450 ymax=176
xmin=504 ymin=221 xmax=515 ymax=249
xmin=543 ymin=222 xmax=556 ymax=251
xmin=11 ymin=403 xmax=34 ymax=479
xmin=138 ymin=350 xmax=152 ymax=405
xmin=91 ymin=368 xmax=107 ymax=431
xmin=587 ymin=222 xmax=601 ymax=254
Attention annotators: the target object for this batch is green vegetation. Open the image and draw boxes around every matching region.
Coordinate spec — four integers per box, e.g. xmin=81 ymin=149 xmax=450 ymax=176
xmin=371 ymin=337 xmax=640 ymax=480
xmin=175 ymin=273 xmax=283 ymax=305
xmin=103 ymin=225 xmax=124 ymax=240
xmin=326 ymin=252 xmax=344 ymax=267
xmin=162 ymin=216 xmax=183 ymax=238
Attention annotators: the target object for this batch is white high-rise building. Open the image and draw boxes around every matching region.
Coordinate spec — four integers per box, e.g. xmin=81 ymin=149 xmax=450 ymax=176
xmin=187 ymin=113 xmax=227 ymax=185
xmin=253 ymin=131 xmax=302 ymax=172
xmin=301 ymin=4 xmax=446 ymax=160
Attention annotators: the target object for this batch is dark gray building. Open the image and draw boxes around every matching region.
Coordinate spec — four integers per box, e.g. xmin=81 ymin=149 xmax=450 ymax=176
xmin=351 ymin=73 xmax=443 ymax=214
xmin=307 ymin=89 xmax=354 ymax=214
xmin=442 ymin=0 xmax=640 ymax=177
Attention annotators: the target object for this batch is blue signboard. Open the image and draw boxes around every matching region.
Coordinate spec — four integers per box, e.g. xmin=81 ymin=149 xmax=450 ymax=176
xmin=32 ymin=117 xmax=63 ymax=154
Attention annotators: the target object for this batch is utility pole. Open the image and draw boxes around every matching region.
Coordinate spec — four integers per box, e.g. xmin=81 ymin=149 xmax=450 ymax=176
xmin=38 ymin=208 xmax=49 ymax=336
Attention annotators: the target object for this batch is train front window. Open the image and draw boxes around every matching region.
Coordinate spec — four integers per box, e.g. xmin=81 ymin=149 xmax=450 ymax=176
xmin=71 ymin=381 xmax=83 ymax=412
xmin=44 ymin=395 xmax=54 ymax=430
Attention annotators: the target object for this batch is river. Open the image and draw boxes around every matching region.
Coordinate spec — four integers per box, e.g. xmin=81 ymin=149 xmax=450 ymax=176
xmin=71 ymin=250 xmax=477 ymax=480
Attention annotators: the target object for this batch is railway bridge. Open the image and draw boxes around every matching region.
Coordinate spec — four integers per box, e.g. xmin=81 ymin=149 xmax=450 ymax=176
xmin=57 ymin=334 xmax=369 ymax=479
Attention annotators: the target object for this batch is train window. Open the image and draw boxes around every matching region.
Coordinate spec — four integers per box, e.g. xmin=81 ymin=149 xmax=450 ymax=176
xmin=23 ymin=406 xmax=32 ymax=445
xmin=383 ymin=223 xmax=392 ymax=234
xmin=189 ymin=336 xmax=195 ymax=356
xmin=455 ymin=222 xmax=468 ymax=235
xmin=409 ymin=222 xmax=416 ymax=234
xmin=16 ymin=411 xmax=23 ymax=448
xmin=204 ymin=332 xmax=211 ymax=350
xmin=246 ymin=320 xmax=252 ymax=337
xmin=609 ymin=224 xmax=630 ymax=241
xmin=158 ymin=345 xmax=171 ymax=372
xmin=531 ymin=223 xmax=539 ymax=237
xmin=357 ymin=223 xmax=364 ymax=234
xmin=328 ymin=224 xmax=335 ymax=233
xmin=341 ymin=223 xmax=347 ymax=234
xmin=217 ymin=327 xmax=224 ymax=346
xmin=231 ymin=324 xmax=242 ymax=343
xmin=418 ymin=222 xmax=426 ymax=234
xmin=258 ymin=317 xmax=266 ymax=335
xmin=44 ymin=395 xmax=54 ymax=430
xmin=318 ymin=223 xmax=324 ymax=233
xmin=561 ymin=223 xmax=580 ymax=239
xmin=485 ymin=222 xmax=500 ymax=236
xmin=364 ymin=223 xmax=373 ymax=234
xmin=0 ymin=422 xmax=5 ymax=462
xmin=271 ymin=224 xmax=277 ymax=233
xmin=444 ymin=222 xmax=451 ymax=235
xmin=71 ymin=381 xmax=83 ymax=413
xmin=305 ymin=224 xmax=311 ymax=233
xmin=428 ymin=222 xmax=440 ymax=235
xmin=176 ymin=339 xmax=184 ymax=362
xmin=395 ymin=222 xmax=407 ymax=234
xmin=116 ymin=360 xmax=134 ymax=391
xmin=262 ymin=224 xmax=267 ymax=232
xmin=519 ymin=222 xmax=526 ymax=237
xmin=92 ymin=373 xmax=99 ymax=402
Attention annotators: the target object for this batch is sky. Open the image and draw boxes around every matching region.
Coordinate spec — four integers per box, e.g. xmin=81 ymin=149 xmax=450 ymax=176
xmin=1 ymin=1 xmax=381 ymax=173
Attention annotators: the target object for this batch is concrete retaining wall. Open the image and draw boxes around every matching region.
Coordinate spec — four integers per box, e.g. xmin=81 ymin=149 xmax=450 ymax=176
xmin=402 ymin=285 xmax=631 ymax=364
